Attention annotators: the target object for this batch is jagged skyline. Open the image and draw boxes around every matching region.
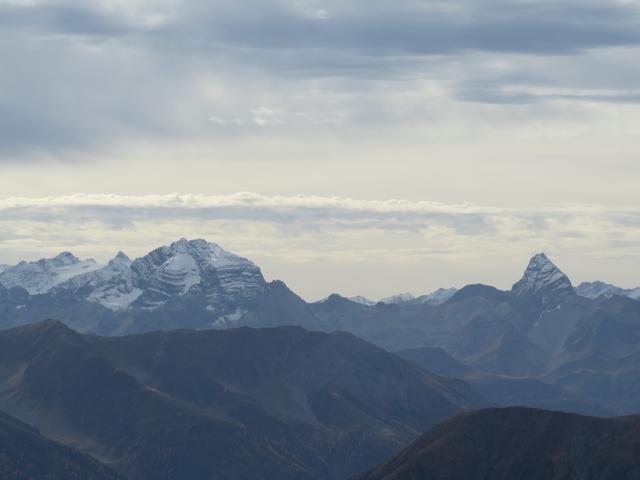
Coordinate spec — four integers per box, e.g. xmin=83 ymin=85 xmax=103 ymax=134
xmin=1 ymin=0 xmax=639 ymax=299
xmin=1 ymin=237 xmax=637 ymax=303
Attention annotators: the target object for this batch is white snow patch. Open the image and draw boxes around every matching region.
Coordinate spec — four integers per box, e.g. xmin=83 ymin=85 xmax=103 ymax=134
xmin=381 ymin=293 xmax=415 ymax=304
xmin=162 ymin=252 xmax=201 ymax=294
xmin=349 ymin=295 xmax=376 ymax=306
xmin=88 ymin=287 xmax=142 ymax=311
xmin=211 ymin=307 xmax=246 ymax=327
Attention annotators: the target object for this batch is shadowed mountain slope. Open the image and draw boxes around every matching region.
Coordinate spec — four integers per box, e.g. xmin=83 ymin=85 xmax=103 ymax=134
xmin=0 ymin=320 xmax=485 ymax=480
xmin=0 ymin=409 xmax=121 ymax=480
xmin=356 ymin=407 xmax=640 ymax=480
xmin=395 ymin=347 xmax=611 ymax=416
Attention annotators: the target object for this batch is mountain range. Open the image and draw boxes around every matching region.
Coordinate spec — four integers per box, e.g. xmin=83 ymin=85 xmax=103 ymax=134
xmin=0 ymin=320 xmax=483 ymax=480
xmin=0 ymin=241 xmax=639 ymax=418
xmin=0 ymin=240 xmax=639 ymax=478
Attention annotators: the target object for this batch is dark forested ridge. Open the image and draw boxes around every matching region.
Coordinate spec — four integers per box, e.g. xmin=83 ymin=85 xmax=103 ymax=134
xmin=0 ymin=409 xmax=121 ymax=480
xmin=0 ymin=320 xmax=484 ymax=480
xmin=356 ymin=407 xmax=640 ymax=480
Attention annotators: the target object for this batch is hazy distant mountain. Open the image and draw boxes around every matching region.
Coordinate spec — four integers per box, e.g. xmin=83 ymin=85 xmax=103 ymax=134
xmin=381 ymin=288 xmax=458 ymax=306
xmin=311 ymin=254 xmax=640 ymax=415
xmin=0 ymin=409 xmax=121 ymax=480
xmin=413 ymin=287 xmax=458 ymax=305
xmin=48 ymin=238 xmax=267 ymax=315
xmin=1 ymin=243 xmax=639 ymax=416
xmin=0 ymin=320 xmax=484 ymax=480
xmin=0 ymin=239 xmax=278 ymax=335
xmin=0 ymin=252 xmax=100 ymax=295
xmin=356 ymin=407 xmax=640 ymax=480
xmin=348 ymin=295 xmax=376 ymax=306
xmin=576 ymin=281 xmax=640 ymax=301
xmin=51 ymin=251 xmax=137 ymax=310
xmin=396 ymin=347 xmax=611 ymax=416
xmin=322 ymin=288 xmax=457 ymax=308
xmin=380 ymin=292 xmax=415 ymax=304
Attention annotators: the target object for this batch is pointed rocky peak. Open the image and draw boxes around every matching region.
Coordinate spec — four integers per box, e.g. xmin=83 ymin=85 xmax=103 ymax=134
xmin=115 ymin=251 xmax=130 ymax=261
xmin=321 ymin=293 xmax=348 ymax=304
xmin=511 ymin=253 xmax=573 ymax=300
xmin=170 ymin=237 xmax=193 ymax=253
xmin=107 ymin=251 xmax=132 ymax=270
xmin=158 ymin=238 xmax=254 ymax=270
xmin=316 ymin=293 xmax=369 ymax=308
xmin=51 ymin=251 xmax=81 ymax=266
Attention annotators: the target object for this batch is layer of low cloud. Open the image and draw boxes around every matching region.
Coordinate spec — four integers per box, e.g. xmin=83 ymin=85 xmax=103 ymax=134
xmin=0 ymin=193 xmax=639 ymax=299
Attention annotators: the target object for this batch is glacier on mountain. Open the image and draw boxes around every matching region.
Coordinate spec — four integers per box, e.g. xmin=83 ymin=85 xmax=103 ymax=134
xmin=54 ymin=252 xmax=141 ymax=311
xmin=0 ymin=252 xmax=101 ymax=294
xmin=3 ymin=239 xmax=266 ymax=313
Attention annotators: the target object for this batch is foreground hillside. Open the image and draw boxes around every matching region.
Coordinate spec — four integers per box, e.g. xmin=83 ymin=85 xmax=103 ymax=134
xmin=356 ymin=407 xmax=640 ymax=480
xmin=0 ymin=320 xmax=484 ymax=480
xmin=0 ymin=410 xmax=121 ymax=480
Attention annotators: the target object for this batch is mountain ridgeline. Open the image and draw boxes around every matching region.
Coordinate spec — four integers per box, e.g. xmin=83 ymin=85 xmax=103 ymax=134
xmin=0 ymin=320 xmax=483 ymax=480
xmin=1 ymin=240 xmax=640 ymax=479
xmin=356 ymin=407 xmax=640 ymax=480
xmin=1 ymin=241 xmax=640 ymax=418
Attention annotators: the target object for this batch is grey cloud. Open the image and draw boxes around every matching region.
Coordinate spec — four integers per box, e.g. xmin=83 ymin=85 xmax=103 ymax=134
xmin=5 ymin=1 xmax=640 ymax=58
xmin=2 ymin=0 xmax=640 ymax=160
xmin=1 ymin=194 xmax=640 ymax=299
xmin=457 ymin=88 xmax=640 ymax=105
xmin=0 ymin=3 xmax=130 ymax=37
xmin=0 ymin=193 xmax=635 ymax=240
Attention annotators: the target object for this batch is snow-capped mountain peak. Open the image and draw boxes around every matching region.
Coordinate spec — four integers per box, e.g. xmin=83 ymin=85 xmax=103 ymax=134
xmin=0 ymin=252 xmax=100 ymax=295
xmin=348 ymin=295 xmax=376 ymax=306
xmin=576 ymin=281 xmax=640 ymax=301
xmin=46 ymin=239 xmax=266 ymax=313
xmin=51 ymin=251 xmax=81 ymax=266
xmin=130 ymin=238 xmax=266 ymax=310
xmin=381 ymin=292 xmax=415 ymax=304
xmin=53 ymin=251 xmax=140 ymax=311
xmin=511 ymin=253 xmax=573 ymax=300
xmin=415 ymin=287 xmax=458 ymax=305
xmin=112 ymin=251 xmax=131 ymax=265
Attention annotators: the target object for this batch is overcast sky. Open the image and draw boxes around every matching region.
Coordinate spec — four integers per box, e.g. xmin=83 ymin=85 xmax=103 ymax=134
xmin=1 ymin=0 xmax=639 ymax=300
